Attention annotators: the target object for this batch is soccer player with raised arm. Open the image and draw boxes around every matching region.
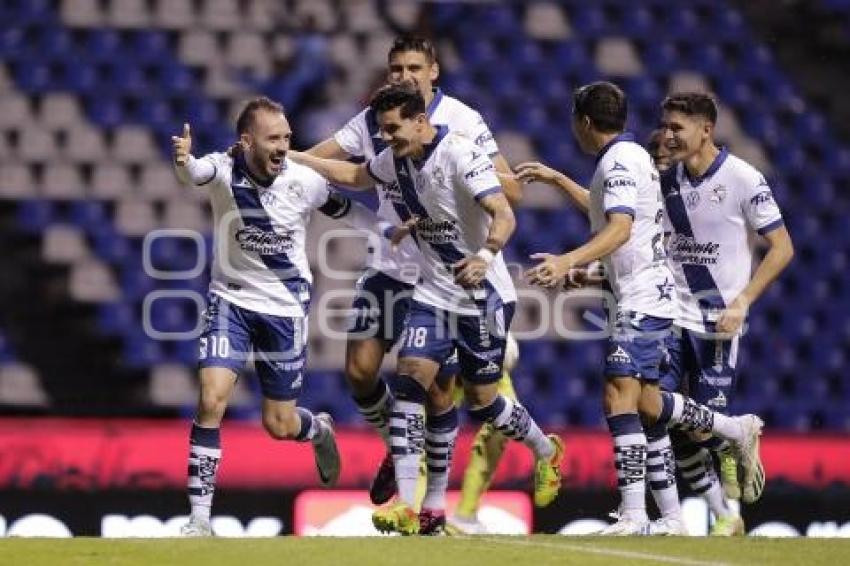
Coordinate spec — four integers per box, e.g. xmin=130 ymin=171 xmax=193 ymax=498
xmin=172 ymin=97 xmax=401 ymax=536
xmin=520 ymin=82 xmax=764 ymax=535
xmin=290 ymin=83 xmax=564 ymax=536
xmin=657 ymin=92 xmax=793 ymax=535
xmin=305 ymin=35 xmax=524 ymax=513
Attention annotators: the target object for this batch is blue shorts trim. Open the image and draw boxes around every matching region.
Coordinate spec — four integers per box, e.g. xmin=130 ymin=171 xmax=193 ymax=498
xmin=604 ymin=311 xmax=672 ymax=381
xmin=198 ymin=293 xmax=307 ymax=401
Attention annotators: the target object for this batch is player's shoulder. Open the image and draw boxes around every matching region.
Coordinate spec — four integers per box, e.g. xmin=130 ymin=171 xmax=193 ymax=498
xmin=440 ymin=130 xmax=483 ymax=161
xmin=204 ymin=151 xmax=233 ymax=168
xmin=598 ymin=140 xmax=649 ymax=174
xmin=284 ymin=157 xmax=326 ymax=186
xmin=438 ymin=92 xmax=483 ymax=121
xmin=722 ymin=152 xmax=766 ymax=187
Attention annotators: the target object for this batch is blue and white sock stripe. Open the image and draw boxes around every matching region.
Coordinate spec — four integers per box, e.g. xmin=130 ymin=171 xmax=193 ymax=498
xmin=389 ymin=400 xmax=426 ymax=456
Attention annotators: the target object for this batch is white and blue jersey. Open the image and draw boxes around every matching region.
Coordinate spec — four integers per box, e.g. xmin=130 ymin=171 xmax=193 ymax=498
xmin=366 ymin=127 xmax=516 ymax=316
xmin=589 ymin=133 xmax=678 ymax=321
xmin=334 ymin=88 xmax=500 ymax=285
xmin=190 ymin=152 xmax=338 ymax=318
xmin=661 ymin=147 xmax=785 ymax=333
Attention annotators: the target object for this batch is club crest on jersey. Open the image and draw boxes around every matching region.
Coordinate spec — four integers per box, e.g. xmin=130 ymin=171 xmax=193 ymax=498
xmin=287 ymin=181 xmax=304 ymax=199
xmin=709 ymin=184 xmax=727 ymax=204
xmin=684 ymin=191 xmax=701 ymax=210
xmin=235 ymin=225 xmax=294 ymax=255
xmin=259 ymin=188 xmax=279 ymax=207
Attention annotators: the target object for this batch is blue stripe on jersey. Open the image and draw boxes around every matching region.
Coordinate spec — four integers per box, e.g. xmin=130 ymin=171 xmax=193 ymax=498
xmin=661 ymin=168 xmax=725 ymax=325
xmin=393 ymin=155 xmax=465 ymax=269
xmin=413 ymin=125 xmax=448 ymax=170
xmin=230 ymin=158 xmax=310 ymax=312
xmin=366 ymin=109 xmax=414 ymax=227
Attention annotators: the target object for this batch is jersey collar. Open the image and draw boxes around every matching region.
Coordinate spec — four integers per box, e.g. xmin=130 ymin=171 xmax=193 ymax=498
xmin=412 ymin=124 xmax=449 ymax=169
xmin=426 ymin=88 xmax=444 ymax=118
xmin=595 ymin=132 xmax=635 ymax=166
xmin=234 ymin=153 xmax=280 ymax=188
xmin=684 ymin=146 xmax=728 ymax=187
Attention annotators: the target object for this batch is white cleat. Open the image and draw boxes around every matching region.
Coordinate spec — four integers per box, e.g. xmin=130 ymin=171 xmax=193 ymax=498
xmin=179 ymin=517 xmax=213 ymax=537
xmin=445 ymin=515 xmax=488 ymax=535
xmin=733 ymin=415 xmax=765 ymax=503
xmin=648 ymin=515 xmax=688 ymax=536
xmin=313 ymin=412 xmax=341 ymax=487
xmin=596 ymin=517 xmax=650 ymax=536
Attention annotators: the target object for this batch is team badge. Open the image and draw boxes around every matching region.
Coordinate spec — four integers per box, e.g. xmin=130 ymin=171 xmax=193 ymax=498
xmin=710 ymin=184 xmax=727 ymax=204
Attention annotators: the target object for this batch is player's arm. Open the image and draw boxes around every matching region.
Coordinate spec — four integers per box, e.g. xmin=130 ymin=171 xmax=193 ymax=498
xmin=492 ymin=154 xmax=523 ymax=207
xmin=717 ymin=225 xmax=794 ymax=334
xmin=306 ymin=137 xmax=351 ymax=160
xmin=453 ymin=191 xmax=516 ymax=287
xmin=525 ymin=213 xmax=631 ymax=288
xmin=287 ymin=150 xmax=374 ymax=189
xmin=172 ymin=123 xmax=217 ymax=185
xmin=514 ymin=161 xmax=590 ymax=216
xmin=317 ymin=190 xmax=410 ymax=243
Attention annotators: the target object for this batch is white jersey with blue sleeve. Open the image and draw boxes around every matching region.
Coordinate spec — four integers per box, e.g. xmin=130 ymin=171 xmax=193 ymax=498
xmin=185 ymin=152 xmax=337 ymax=317
xmin=333 ymin=88 xmax=500 ymax=285
xmin=661 ymin=148 xmax=784 ymax=333
xmin=588 ymin=133 xmax=677 ymax=320
xmin=366 ymin=127 xmax=516 ymax=316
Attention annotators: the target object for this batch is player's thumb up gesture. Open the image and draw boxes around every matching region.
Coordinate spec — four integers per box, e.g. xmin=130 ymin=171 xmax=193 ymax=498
xmin=172 ymin=123 xmax=192 ymax=166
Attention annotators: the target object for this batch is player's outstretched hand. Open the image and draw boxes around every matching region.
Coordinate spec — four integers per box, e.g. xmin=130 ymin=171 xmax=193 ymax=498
xmin=525 ymin=252 xmax=572 ymax=288
xmin=453 ymin=255 xmax=488 ymax=288
xmin=515 ymin=161 xmax=562 ymax=185
xmin=564 ymin=260 xmax=606 ymax=290
xmin=171 ymin=123 xmax=192 ymax=166
xmin=389 ymin=216 xmax=418 ymax=250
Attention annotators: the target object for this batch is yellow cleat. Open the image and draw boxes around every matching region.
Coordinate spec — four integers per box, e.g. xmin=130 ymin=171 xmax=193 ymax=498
xmin=718 ymin=448 xmax=741 ymax=500
xmin=710 ymin=514 xmax=745 ymax=536
xmin=372 ymin=502 xmax=420 ymax=536
xmin=533 ymin=434 xmax=565 ymax=507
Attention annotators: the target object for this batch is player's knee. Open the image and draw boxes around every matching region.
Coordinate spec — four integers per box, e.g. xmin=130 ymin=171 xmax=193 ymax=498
xmin=344 ymin=342 xmax=382 ymax=393
xmin=262 ymin=410 xmax=300 ymax=440
xmin=197 ymin=389 xmax=229 ymax=422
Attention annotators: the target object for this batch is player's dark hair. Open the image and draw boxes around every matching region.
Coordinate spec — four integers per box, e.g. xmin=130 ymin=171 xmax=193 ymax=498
xmin=388 ymin=35 xmax=437 ymax=63
xmin=572 ymin=81 xmax=627 ymax=133
xmin=236 ymin=96 xmax=285 ymax=135
xmin=369 ymin=82 xmax=426 ymax=119
xmin=661 ymin=92 xmax=718 ymax=124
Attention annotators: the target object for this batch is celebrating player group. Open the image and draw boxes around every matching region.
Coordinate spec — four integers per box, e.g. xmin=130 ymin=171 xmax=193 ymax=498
xmin=171 ymin=35 xmax=793 ymax=537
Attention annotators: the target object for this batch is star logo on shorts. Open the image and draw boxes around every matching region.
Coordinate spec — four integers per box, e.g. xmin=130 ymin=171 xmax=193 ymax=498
xmin=656 ymin=278 xmax=674 ymax=301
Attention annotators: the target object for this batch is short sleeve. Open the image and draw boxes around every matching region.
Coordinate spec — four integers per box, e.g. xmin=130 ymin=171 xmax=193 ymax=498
xmin=601 ymin=155 xmax=638 ymax=218
xmin=333 ymin=108 xmax=370 ymax=158
xmin=365 ymin=147 xmax=396 ymax=185
xmin=741 ymin=175 xmax=784 ymax=235
xmin=301 ymin=167 xmax=332 ymax=210
xmin=455 ymin=143 xmax=502 ymax=202
xmin=451 ymin=110 xmax=500 ymax=158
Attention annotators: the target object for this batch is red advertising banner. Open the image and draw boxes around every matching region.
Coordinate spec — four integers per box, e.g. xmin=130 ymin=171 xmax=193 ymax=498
xmin=0 ymin=418 xmax=848 ymax=490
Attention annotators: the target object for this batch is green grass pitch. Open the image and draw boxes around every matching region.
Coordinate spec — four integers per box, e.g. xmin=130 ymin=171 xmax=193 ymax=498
xmin=1 ymin=536 xmax=849 ymax=565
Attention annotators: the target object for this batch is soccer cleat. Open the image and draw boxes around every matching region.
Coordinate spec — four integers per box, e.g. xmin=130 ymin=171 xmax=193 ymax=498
xmin=445 ymin=515 xmax=488 ymax=535
xmin=369 ymin=452 xmax=397 ymax=505
xmin=710 ymin=515 xmax=745 ymax=536
xmin=372 ymin=502 xmax=419 ymax=536
xmin=596 ymin=517 xmax=650 ymax=536
xmin=418 ymin=508 xmax=447 ymax=536
xmin=179 ymin=517 xmax=213 ymax=537
xmin=647 ymin=515 xmax=688 ymax=536
xmin=313 ymin=413 xmax=341 ymax=487
xmin=533 ymin=434 xmax=565 ymax=507
xmin=733 ymin=415 xmax=765 ymax=503
xmin=718 ymin=447 xmax=742 ymax=500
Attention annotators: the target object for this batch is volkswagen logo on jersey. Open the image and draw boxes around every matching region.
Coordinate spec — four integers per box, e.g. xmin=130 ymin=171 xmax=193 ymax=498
xmin=235 ymin=225 xmax=295 ymax=255
xmin=685 ymin=191 xmax=701 ymax=210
